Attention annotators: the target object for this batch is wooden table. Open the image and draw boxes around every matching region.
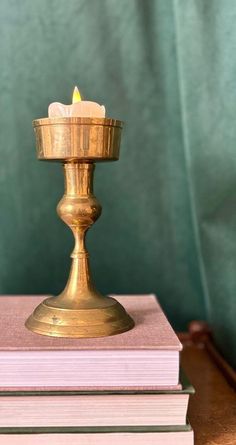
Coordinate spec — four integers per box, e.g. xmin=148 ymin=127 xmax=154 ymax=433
xmin=180 ymin=325 xmax=236 ymax=445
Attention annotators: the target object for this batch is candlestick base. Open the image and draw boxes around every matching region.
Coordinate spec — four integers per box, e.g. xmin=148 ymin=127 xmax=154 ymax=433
xmin=25 ymin=295 xmax=134 ymax=338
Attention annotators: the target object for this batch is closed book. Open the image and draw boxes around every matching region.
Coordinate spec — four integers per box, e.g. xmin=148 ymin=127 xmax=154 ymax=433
xmin=0 ymin=374 xmax=194 ymax=429
xmin=0 ymin=294 xmax=182 ymax=391
xmin=0 ymin=429 xmax=194 ymax=445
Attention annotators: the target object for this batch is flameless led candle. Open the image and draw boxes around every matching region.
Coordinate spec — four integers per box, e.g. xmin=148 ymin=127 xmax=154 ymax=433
xmin=48 ymin=86 xmax=106 ymax=118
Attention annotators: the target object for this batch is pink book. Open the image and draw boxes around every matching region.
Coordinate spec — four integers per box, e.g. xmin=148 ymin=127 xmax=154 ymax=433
xmin=0 ymin=294 xmax=182 ymax=391
xmin=0 ymin=393 xmax=190 ymax=428
xmin=0 ymin=431 xmax=194 ymax=445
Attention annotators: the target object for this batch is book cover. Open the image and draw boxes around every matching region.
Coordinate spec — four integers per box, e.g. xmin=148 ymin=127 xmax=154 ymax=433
xmin=0 ymin=424 xmax=193 ymax=434
xmin=0 ymin=294 xmax=181 ymax=350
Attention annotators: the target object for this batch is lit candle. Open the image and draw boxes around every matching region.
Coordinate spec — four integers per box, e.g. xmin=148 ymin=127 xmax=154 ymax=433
xmin=48 ymin=86 xmax=106 ymax=118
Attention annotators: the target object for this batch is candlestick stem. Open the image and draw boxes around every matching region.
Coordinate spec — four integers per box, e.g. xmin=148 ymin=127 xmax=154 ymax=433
xmin=56 ymin=162 xmax=104 ymax=308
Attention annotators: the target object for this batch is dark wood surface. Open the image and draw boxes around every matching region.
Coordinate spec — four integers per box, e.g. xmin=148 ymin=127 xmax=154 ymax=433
xmin=180 ymin=326 xmax=236 ymax=445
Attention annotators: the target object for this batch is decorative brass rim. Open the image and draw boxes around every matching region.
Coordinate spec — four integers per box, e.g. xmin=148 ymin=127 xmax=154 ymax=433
xmin=33 ymin=117 xmax=123 ymax=128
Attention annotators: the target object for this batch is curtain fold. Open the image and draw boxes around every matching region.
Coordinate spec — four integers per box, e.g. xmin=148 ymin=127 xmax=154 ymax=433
xmin=173 ymin=0 xmax=236 ymax=367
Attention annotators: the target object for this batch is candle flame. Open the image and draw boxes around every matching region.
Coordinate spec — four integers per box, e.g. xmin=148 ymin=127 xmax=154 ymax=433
xmin=72 ymin=86 xmax=82 ymax=103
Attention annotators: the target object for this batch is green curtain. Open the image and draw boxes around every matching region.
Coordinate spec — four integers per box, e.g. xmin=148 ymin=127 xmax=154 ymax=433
xmin=0 ymin=0 xmax=235 ymax=367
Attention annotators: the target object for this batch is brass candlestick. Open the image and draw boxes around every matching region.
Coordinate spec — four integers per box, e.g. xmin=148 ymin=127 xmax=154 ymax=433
xmin=25 ymin=117 xmax=134 ymax=338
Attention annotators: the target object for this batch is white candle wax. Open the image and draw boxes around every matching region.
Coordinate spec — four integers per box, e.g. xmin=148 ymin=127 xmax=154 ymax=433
xmin=48 ymin=87 xmax=105 ymax=118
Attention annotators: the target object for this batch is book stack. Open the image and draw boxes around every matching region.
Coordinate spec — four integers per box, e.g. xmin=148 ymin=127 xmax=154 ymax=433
xmin=0 ymin=294 xmax=194 ymax=444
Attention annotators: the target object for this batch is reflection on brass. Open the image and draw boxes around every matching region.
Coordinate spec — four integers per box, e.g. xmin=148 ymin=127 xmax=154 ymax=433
xmin=25 ymin=117 xmax=134 ymax=338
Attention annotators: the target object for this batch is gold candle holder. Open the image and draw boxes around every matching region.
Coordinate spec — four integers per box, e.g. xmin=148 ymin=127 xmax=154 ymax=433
xmin=25 ymin=117 xmax=134 ymax=338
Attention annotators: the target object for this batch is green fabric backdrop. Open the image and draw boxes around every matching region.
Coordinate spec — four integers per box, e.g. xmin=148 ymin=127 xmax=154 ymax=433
xmin=0 ymin=0 xmax=235 ymax=367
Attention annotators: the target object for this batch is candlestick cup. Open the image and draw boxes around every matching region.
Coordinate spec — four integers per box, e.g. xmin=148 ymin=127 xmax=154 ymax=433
xmin=25 ymin=117 xmax=134 ymax=338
